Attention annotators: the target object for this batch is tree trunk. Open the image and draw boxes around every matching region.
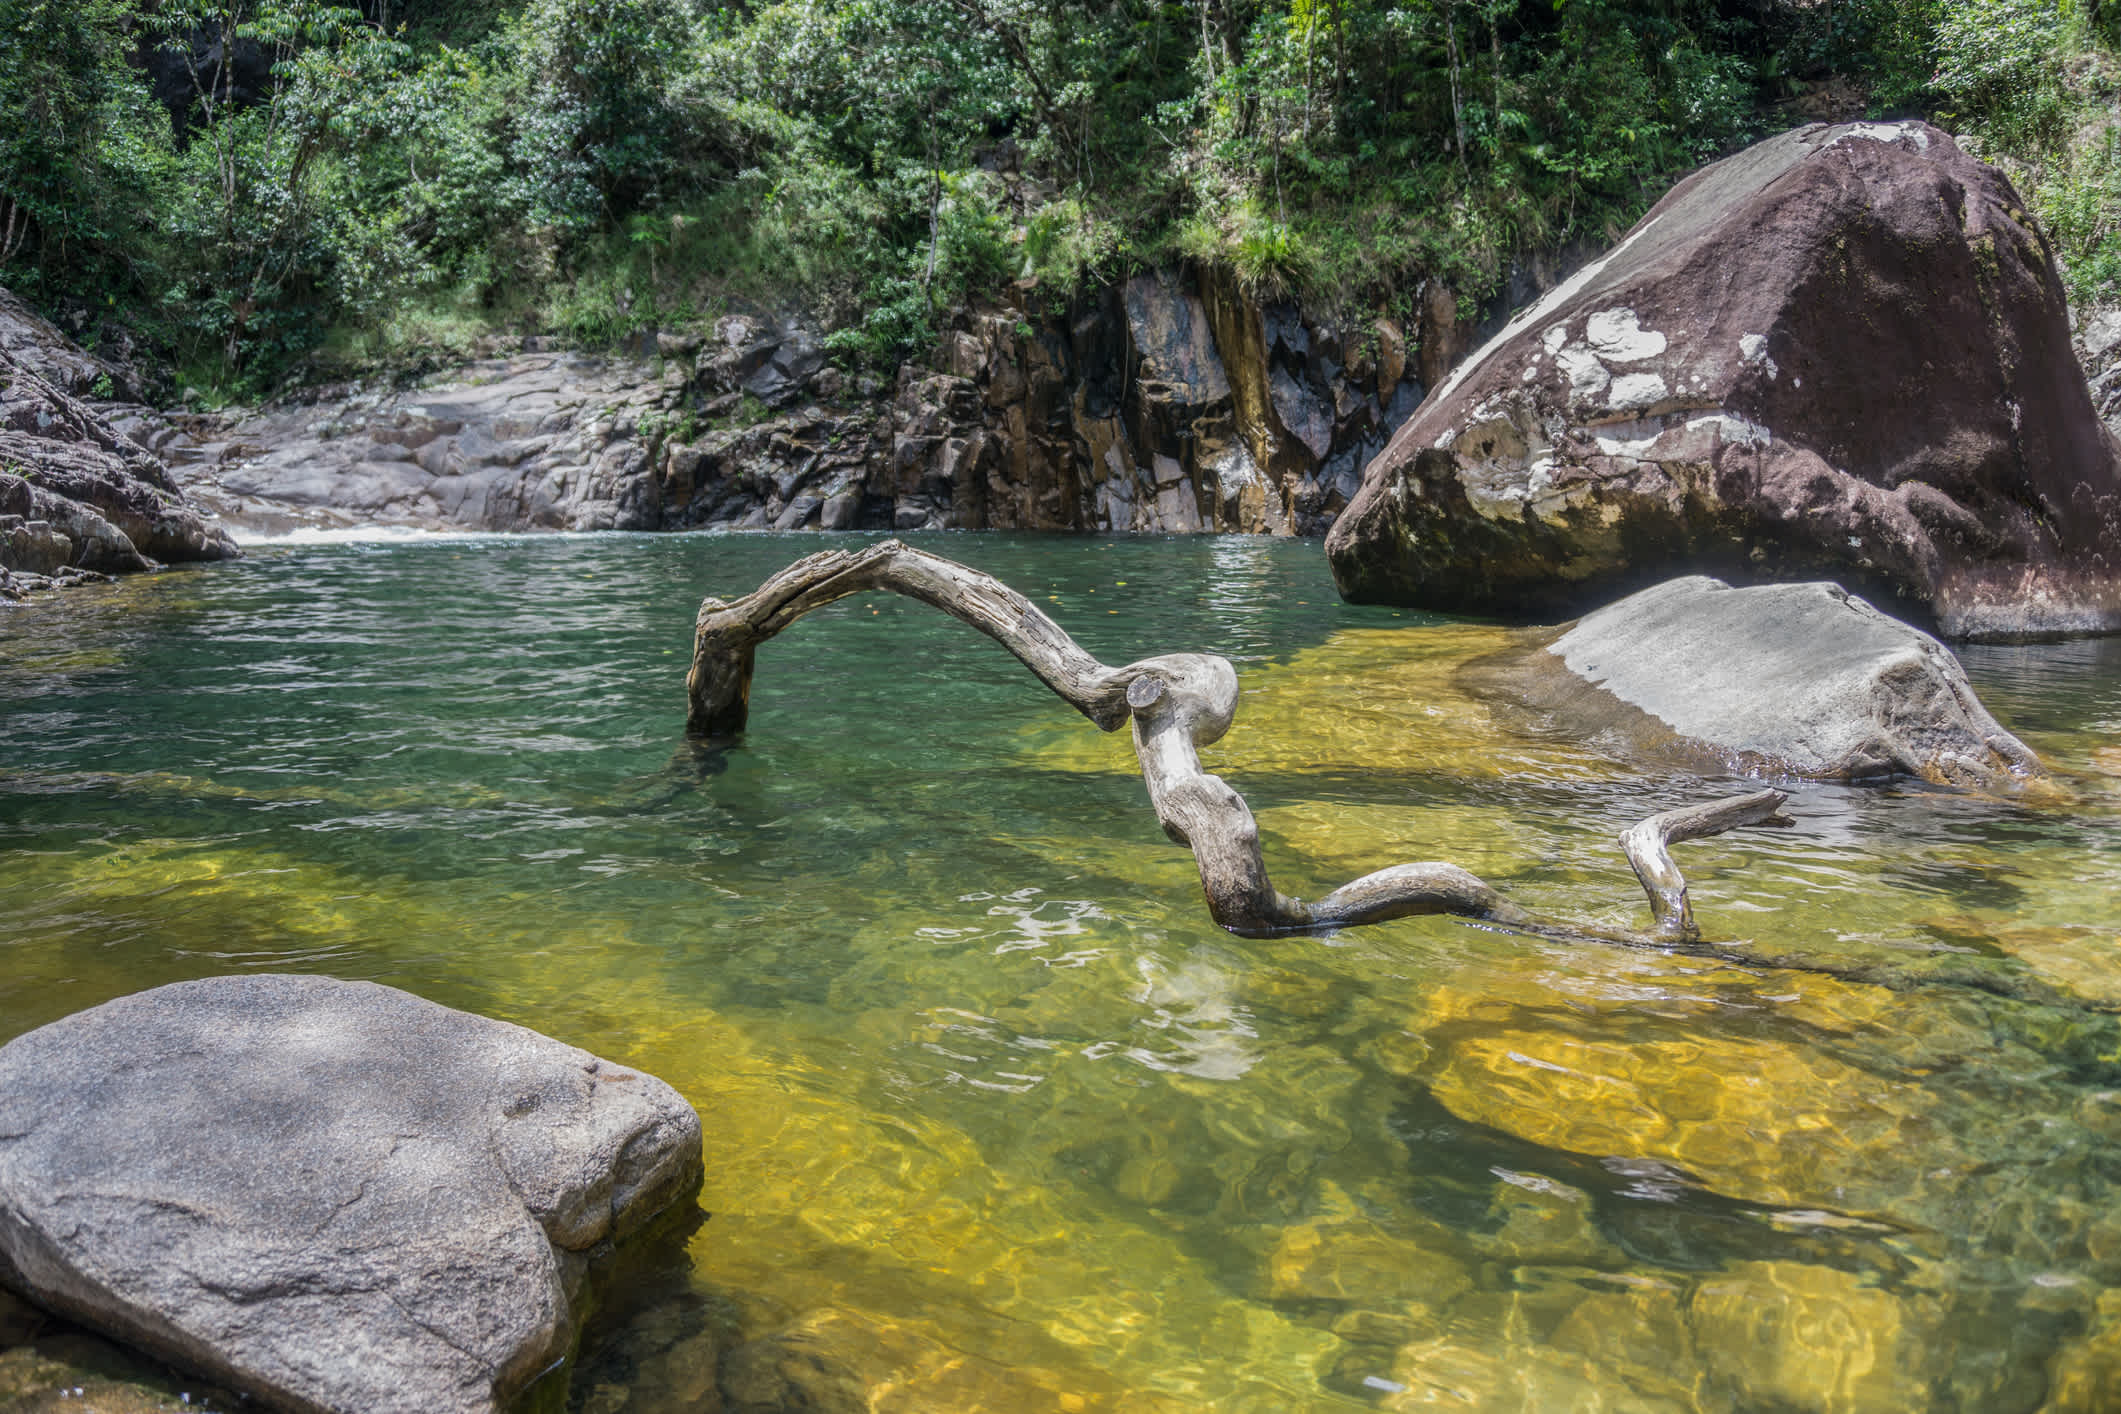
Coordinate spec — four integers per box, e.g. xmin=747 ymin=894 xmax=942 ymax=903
xmin=923 ymin=160 xmax=941 ymax=308
xmin=1198 ymin=0 xmax=1217 ymax=90
xmin=1489 ymin=7 xmax=1502 ymax=149
xmin=1446 ymin=3 xmax=1465 ymax=162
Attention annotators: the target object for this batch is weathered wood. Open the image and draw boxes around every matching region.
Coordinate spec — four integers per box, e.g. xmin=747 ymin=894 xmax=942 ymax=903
xmin=688 ymin=541 xmax=1135 ymax=737
xmin=689 ymin=541 xmax=1786 ymax=940
xmin=1619 ymin=789 xmax=1792 ymax=940
xmin=1116 ymin=649 xmax=1532 ymax=935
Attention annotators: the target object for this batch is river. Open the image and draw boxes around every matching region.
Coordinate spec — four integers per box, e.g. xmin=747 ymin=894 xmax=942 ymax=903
xmin=3 ymin=532 xmax=2120 ymax=1411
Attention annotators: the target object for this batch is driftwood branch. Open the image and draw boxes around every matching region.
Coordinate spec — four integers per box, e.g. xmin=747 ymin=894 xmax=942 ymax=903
xmin=688 ymin=541 xmax=1785 ymax=941
xmin=688 ymin=540 xmax=1137 ymax=736
xmin=1621 ymin=791 xmax=1792 ymax=941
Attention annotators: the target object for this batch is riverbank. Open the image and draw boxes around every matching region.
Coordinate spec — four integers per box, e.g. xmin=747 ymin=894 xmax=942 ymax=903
xmin=96 ymin=263 xmax=1454 ymax=544
xmin=6 ymin=122 xmax=2120 ymax=616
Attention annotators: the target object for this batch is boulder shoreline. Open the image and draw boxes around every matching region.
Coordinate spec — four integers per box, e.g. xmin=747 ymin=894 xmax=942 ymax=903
xmin=0 ymin=975 xmax=704 ymax=1414
xmin=8 ymin=123 xmax=2120 ymax=644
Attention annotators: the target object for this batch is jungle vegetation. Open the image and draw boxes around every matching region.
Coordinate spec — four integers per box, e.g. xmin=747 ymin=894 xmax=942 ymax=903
xmin=2 ymin=0 xmax=2117 ymax=394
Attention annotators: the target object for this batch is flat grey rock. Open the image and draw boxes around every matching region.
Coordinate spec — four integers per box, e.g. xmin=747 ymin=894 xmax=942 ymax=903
xmin=1516 ymin=576 xmax=2042 ymax=786
xmin=0 ymin=975 xmax=703 ymax=1414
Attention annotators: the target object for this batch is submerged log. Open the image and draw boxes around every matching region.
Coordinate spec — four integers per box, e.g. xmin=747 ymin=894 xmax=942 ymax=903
xmin=688 ymin=540 xmax=1785 ymax=941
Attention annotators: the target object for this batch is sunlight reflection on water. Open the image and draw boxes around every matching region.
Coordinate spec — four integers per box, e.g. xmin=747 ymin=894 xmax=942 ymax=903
xmin=1 ymin=533 xmax=2118 ymax=1412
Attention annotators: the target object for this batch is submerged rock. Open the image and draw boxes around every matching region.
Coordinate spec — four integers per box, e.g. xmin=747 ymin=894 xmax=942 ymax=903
xmin=1327 ymin=121 xmax=2121 ymax=640
xmin=0 ymin=1292 xmax=244 ymax=1414
xmin=2048 ymin=1290 xmax=2121 ymax=1413
xmin=0 ymin=975 xmax=703 ymax=1414
xmin=1463 ymin=576 xmax=2042 ymax=787
xmin=1690 ymin=1261 xmax=1938 ymax=1412
xmin=1265 ymin=1212 xmax=1473 ymax=1310
xmin=720 ymin=1307 xmax=1102 ymax=1414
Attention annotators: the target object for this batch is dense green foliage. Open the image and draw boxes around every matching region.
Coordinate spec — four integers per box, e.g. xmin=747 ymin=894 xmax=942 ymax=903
xmin=2 ymin=0 xmax=2117 ymax=393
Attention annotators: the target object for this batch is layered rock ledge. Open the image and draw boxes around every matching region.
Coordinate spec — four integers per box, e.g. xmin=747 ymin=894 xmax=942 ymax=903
xmin=0 ymin=975 xmax=703 ymax=1414
xmin=1328 ymin=121 xmax=2121 ymax=641
xmin=0 ymin=288 xmax=237 ymax=598
xmin=139 ymin=268 xmax=1451 ymax=539
xmin=1462 ymin=576 xmax=2043 ymax=788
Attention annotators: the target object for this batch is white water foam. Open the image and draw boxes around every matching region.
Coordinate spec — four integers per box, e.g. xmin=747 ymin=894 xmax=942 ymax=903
xmin=231 ymin=524 xmax=642 ymax=548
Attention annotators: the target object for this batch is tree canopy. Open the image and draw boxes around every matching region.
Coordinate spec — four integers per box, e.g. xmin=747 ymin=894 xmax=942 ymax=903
xmin=2 ymin=0 xmax=2115 ymax=393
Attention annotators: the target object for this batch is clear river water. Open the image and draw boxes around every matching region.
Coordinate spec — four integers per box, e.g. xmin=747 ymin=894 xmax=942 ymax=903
xmin=3 ymin=531 xmax=2120 ymax=1412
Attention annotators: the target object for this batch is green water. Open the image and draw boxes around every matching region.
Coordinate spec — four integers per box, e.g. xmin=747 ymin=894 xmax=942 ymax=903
xmin=3 ymin=532 xmax=2120 ymax=1413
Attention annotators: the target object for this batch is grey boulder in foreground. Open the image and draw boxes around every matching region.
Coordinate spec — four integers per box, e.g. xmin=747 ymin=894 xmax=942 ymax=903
xmin=0 ymin=975 xmax=703 ymax=1414
xmin=1466 ymin=576 xmax=2043 ymax=788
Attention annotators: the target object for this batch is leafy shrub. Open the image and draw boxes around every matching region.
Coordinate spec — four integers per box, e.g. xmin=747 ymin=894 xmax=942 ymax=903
xmin=12 ymin=0 xmax=2121 ymax=389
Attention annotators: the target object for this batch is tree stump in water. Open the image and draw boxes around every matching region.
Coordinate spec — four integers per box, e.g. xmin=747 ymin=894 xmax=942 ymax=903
xmin=688 ymin=539 xmax=1786 ymax=942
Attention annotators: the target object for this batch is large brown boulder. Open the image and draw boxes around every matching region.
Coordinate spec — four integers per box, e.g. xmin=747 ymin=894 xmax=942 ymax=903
xmin=1326 ymin=121 xmax=2121 ymax=640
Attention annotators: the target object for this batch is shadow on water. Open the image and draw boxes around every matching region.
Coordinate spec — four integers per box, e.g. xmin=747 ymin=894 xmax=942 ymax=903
xmin=1386 ymin=1085 xmax=1917 ymax=1275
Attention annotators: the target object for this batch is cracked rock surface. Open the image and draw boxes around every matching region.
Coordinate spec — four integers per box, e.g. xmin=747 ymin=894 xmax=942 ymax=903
xmin=0 ymin=288 xmax=238 ymax=598
xmin=0 ymin=975 xmax=703 ymax=1414
xmin=152 ymin=352 xmax=677 ymax=536
xmin=1328 ymin=121 xmax=2121 ymax=641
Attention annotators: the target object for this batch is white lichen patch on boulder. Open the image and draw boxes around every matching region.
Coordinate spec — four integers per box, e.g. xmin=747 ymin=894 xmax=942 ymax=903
xmin=1583 ymin=308 xmax=1667 ymax=363
xmin=1329 ymin=121 xmax=2121 ymax=640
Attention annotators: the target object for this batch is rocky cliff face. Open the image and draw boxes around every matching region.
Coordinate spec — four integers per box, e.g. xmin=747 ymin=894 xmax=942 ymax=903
xmin=0 ymin=289 xmax=238 ymax=598
xmin=160 ymin=270 xmax=1452 ymax=540
xmin=671 ymin=267 xmax=1453 ymax=536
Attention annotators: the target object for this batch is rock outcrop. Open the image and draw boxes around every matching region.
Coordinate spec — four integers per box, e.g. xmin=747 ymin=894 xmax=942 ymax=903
xmin=2078 ymin=304 xmax=2121 ymax=447
xmin=158 ymin=272 xmax=1446 ymax=539
xmin=1462 ymin=576 xmax=2043 ymax=788
xmin=0 ymin=975 xmax=703 ymax=1414
xmin=1327 ymin=121 xmax=2121 ymax=641
xmin=0 ymin=288 xmax=238 ymax=598
xmin=165 ymin=352 xmax=686 ymax=535
xmin=0 ymin=287 xmax=154 ymax=402
xmin=671 ymin=275 xmax=1430 ymax=535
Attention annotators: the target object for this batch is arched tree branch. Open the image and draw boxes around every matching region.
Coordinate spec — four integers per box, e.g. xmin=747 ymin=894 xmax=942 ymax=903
xmin=688 ymin=540 xmax=1786 ymax=941
xmin=1622 ymin=792 xmax=1793 ymax=941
